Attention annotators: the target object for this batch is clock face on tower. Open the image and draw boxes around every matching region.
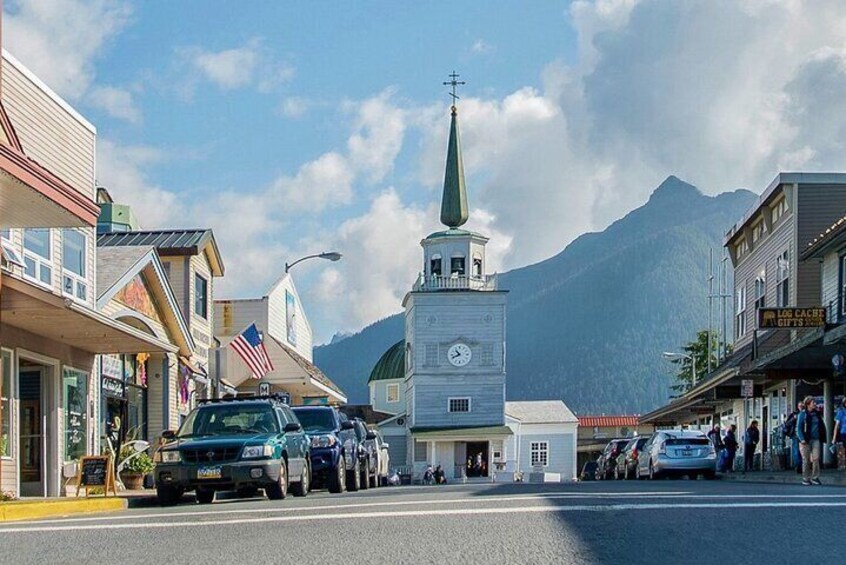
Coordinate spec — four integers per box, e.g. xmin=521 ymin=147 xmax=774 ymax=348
xmin=447 ymin=343 xmax=472 ymax=367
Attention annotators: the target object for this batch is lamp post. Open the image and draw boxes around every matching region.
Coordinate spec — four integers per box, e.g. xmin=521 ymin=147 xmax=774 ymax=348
xmin=663 ymin=351 xmax=697 ymax=388
xmin=285 ymin=251 xmax=342 ymax=273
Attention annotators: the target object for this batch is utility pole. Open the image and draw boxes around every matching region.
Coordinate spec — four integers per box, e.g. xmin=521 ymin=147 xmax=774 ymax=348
xmin=707 ymin=248 xmax=714 ymax=373
xmin=721 ymin=250 xmax=730 ymax=363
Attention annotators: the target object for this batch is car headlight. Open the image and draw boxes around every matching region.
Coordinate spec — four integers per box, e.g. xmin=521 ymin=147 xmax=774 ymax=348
xmin=242 ymin=445 xmax=273 ymax=459
xmin=158 ymin=450 xmax=181 ymax=464
xmin=311 ymin=435 xmax=337 ymax=448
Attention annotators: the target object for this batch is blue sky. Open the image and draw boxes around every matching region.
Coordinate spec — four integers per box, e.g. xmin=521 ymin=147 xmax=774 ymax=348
xmin=5 ymin=1 xmax=846 ymax=343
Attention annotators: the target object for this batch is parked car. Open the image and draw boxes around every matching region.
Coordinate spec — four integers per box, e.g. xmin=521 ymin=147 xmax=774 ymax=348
xmin=292 ymin=406 xmax=360 ymax=493
xmin=636 ymin=430 xmax=717 ymax=480
xmin=352 ymin=418 xmax=379 ymax=489
xmin=367 ymin=428 xmax=391 ymax=486
xmin=154 ymin=395 xmax=311 ymax=506
xmin=580 ymin=461 xmax=599 ymax=481
xmin=614 ymin=436 xmax=650 ymax=480
xmin=596 ymin=438 xmax=631 ymax=480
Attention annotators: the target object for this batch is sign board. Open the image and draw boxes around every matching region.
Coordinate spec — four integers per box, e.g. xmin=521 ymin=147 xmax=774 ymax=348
xmin=758 ymin=307 xmax=826 ymax=329
xmin=259 ymin=382 xmax=271 ymax=396
xmin=741 ymin=379 xmax=754 ymax=398
xmin=76 ymin=455 xmax=117 ymax=497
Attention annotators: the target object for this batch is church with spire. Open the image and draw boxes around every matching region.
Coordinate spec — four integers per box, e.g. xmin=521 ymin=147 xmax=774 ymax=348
xmin=368 ymin=75 xmax=578 ymax=483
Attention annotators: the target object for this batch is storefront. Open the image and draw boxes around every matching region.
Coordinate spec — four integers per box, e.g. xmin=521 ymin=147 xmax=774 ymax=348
xmin=99 ymin=354 xmax=151 ymax=456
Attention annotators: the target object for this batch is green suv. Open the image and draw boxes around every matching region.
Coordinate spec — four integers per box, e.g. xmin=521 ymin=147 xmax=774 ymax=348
xmin=154 ymin=396 xmax=311 ymax=505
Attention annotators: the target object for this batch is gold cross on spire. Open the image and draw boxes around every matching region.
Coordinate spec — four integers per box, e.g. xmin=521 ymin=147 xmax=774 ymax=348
xmin=443 ymin=71 xmax=466 ymax=108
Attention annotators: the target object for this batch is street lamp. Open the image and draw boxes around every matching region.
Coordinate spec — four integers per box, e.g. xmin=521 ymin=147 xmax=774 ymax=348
xmin=663 ymin=351 xmax=697 ymax=386
xmin=285 ymin=251 xmax=342 ymax=273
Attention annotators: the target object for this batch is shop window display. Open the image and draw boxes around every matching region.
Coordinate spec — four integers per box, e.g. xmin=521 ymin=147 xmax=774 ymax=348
xmin=63 ymin=368 xmax=88 ymax=461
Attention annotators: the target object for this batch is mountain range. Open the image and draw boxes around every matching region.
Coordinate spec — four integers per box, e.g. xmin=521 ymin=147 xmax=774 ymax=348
xmin=314 ymin=176 xmax=757 ymax=414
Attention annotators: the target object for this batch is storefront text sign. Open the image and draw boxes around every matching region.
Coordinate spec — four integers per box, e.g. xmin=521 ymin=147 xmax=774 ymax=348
xmin=741 ymin=379 xmax=754 ymax=398
xmin=758 ymin=307 xmax=826 ymax=329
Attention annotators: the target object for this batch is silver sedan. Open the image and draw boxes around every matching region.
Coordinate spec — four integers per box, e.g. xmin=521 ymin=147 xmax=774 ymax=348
xmin=636 ymin=430 xmax=717 ymax=480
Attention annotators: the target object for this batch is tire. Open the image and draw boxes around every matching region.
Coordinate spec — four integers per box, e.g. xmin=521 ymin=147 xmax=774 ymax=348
xmin=370 ymin=463 xmax=379 ymax=489
xmin=292 ymin=460 xmax=310 ymax=497
xmin=266 ymin=459 xmax=288 ymax=500
xmin=156 ymin=485 xmax=183 ymax=506
xmin=196 ymin=488 xmax=215 ymax=504
xmin=649 ymin=461 xmax=661 ymax=481
xmin=613 ymin=466 xmax=619 ymax=480
xmin=360 ymin=457 xmax=370 ymax=490
xmin=328 ymin=456 xmax=346 ymax=494
xmin=635 ymin=465 xmax=642 ymax=480
xmin=347 ymin=456 xmax=361 ymax=492
xmin=624 ymin=466 xmax=629 ymax=480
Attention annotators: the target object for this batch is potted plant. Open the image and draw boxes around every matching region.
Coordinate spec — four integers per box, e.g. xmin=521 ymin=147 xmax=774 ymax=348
xmin=119 ymin=449 xmax=155 ymax=490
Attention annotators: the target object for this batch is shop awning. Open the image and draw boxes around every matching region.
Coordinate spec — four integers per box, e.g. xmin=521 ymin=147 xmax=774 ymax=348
xmin=0 ymin=143 xmax=99 ymax=228
xmin=0 ymin=275 xmax=176 ymax=354
xmin=411 ymin=425 xmax=514 ymax=441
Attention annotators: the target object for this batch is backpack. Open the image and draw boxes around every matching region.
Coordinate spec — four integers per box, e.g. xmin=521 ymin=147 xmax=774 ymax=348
xmin=783 ymin=414 xmax=797 ymax=439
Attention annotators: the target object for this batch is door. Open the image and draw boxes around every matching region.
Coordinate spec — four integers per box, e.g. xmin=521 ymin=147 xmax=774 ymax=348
xmin=18 ymin=369 xmax=45 ymax=497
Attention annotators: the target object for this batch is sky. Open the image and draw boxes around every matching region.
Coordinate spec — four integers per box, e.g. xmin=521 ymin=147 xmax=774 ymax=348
xmin=5 ymin=0 xmax=846 ymax=343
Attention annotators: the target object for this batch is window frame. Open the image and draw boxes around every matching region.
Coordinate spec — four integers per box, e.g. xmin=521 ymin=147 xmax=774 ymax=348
xmin=22 ymin=228 xmax=53 ymax=289
xmin=386 ymin=382 xmax=400 ymax=404
xmin=736 ymin=282 xmax=748 ymax=338
xmin=430 ymin=254 xmax=442 ymax=277
xmin=839 ymin=253 xmax=846 ymax=319
xmin=0 ymin=228 xmax=11 ymax=241
xmin=448 ymin=397 xmax=471 ymax=413
xmin=530 ymin=441 xmax=549 ymax=467
xmin=754 ymin=271 xmax=766 ymax=314
xmin=776 ymin=250 xmax=790 ymax=307
xmin=1 ymin=348 xmax=13 ymax=459
xmin=450 ymin=256 xmax=466 ymax=276
xmin=61 ymin=230 xmax=88 ymax=303
xmin=194 ymin=273 xmax=209 ymax=319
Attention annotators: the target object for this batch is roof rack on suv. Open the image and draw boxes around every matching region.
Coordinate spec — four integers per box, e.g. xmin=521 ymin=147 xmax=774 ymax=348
xmin=197 ymin=394 xmax=291 ymax=407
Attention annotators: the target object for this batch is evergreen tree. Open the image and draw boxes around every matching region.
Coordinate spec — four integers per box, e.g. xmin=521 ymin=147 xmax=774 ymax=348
xmin=669 ymin=330 xmax=725 ymax=395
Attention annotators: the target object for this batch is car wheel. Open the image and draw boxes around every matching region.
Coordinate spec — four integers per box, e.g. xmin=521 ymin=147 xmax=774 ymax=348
xmin=347 ymin=456 xmax=361 ymax=492
xmin=635 ymin=465 xmax=641 ymax=480
xmin=613 ymin=466 xmax=619 ymax=480
xmin=328 ymin=456 xmax=346 ymax=494
xmin=649 ymin=461 xmax=660 ymax=480
xmin=266 ymin=459 xmax=288 ymax=500
xmin=370 ymin=465 xmax=379 ymax=489
xmin=292 ymin=460 xmax=310 ymax=497
xmin=360 ymin=458 xmax=370 ymax=491
xmin=624 ymin=466 xmax=629 ymax=480
xmin=156 ymin=485 xmax=183 ymax=506
xmin=195 ymin=488 xmax=215 ymax=504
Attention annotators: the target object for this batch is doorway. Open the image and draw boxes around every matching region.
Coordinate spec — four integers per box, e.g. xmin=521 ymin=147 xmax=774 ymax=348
xmin=465 ymin=441 xmax=489 ymax=478
xmin=18 ymin=368 xmax=45 ymax=497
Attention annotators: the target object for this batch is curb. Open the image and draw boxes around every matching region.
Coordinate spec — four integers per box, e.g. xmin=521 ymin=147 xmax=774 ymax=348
xmin=0 ymin=498 xmax=127 ymax=522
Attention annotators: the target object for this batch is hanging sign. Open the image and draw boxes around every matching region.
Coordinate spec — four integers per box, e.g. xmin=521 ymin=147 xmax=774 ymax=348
xmin=758 ymin=307 xmax=826 ymax=329
xmin=259 ymin=382 xmax=271 ymax=396
xmin=741 ymin=379 xmax=755 ymax=398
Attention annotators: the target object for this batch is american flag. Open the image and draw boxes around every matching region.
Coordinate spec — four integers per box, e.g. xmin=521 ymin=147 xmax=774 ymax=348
xmin=229 ymin=323 xmax=274 ymax=379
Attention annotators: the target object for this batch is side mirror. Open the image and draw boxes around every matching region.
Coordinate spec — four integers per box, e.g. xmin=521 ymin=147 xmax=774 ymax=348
xmin=340 ymin=421 xmax=355 ymax=430
xmin=284 ymin=422 xmax=302 ymax=433
xmin=381 ymin=443 xmax=390 ymax=450
xmin=161 ymin=430 xmax=177 ymax=441
xmin=366 ymin=431 xmax=377 ymax=440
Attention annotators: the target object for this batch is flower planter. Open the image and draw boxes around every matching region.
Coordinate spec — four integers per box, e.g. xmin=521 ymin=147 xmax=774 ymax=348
xmin=120 ymin=472 xmax=145 ymax=491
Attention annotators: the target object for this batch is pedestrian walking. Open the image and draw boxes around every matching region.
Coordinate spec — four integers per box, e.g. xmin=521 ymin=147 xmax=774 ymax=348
xmin=723 ymin=424 xmax=739 ymax=472
xmin=783 ymin=402 xmax=803 ymax=473
xmin=830 ymin=397 xmax=846 ymax=464
xmin=707 ymin=423 xmax=725 ymax=451
xmin=744 ymin=420 xmax=760 ymax=472
xmin=797 ymin=396 xmax=827 ymax=485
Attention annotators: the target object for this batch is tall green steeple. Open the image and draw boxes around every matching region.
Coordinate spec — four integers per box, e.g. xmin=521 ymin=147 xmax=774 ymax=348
xmin=440 ymin=104 xmax=469 ymax=228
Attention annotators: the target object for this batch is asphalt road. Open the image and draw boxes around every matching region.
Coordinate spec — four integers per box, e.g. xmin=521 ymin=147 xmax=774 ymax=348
xmin=0 ymin=480 xmax=842 ymax=565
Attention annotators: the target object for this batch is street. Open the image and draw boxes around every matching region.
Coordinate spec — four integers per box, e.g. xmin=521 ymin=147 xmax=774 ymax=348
xmin=0 ymin=481 xmax=841 ymax=565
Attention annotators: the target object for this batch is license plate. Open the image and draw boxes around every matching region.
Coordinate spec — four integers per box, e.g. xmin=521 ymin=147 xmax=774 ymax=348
xmin=681 ymin=450 xmax=693 ymax=457
xmin=197 ymin=466 xmax=222 ymax=480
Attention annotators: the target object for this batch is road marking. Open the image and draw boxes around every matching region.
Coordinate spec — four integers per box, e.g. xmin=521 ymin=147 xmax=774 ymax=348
xmin=2 ymin=501 xmax=846 ymax=534
xmin=12 ymin=491 xmax=846 ymax=526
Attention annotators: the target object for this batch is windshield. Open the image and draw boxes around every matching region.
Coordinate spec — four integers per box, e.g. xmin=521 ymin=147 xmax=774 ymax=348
xmin=665 ymin=438 xmax=709 ymax=446
xmin=177 ymin=405 xmax=279 ymax=438
xmin=292 ymin=408 xmax=337 ymax=433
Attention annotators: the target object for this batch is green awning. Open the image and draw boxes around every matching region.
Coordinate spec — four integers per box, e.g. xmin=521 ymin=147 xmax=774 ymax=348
xmin=412 ymin=425 xmax=513 ymax=441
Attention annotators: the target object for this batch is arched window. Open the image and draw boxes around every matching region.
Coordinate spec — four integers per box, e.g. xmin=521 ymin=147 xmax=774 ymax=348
xmin=472 ymin=254 xmax=483 ymax=278
xmin=451 ymin=255 xmax=466 ymax=276
xmin=430 ymin=253 xmax=442 ymax=277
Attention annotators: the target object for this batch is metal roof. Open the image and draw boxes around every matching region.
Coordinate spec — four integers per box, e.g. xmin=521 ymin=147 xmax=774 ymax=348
xmin=802 ymin=210 xmax=846 ymax=259
xmin=577 ymin=416 xmax=640 ymax=428
xmin=368 ymin=340 xmax=405 ymax=383
xmin=506 ymin=401 xmax=578 ymax=424
xmin=98 ymin=229 xmax=224 ymax=276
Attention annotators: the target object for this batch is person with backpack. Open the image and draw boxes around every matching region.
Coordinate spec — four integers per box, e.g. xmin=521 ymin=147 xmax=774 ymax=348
xmin=723 ymin=424 xmax=739 ymax=472
xmin=744 ymin=420 xmax=760 ymax=472
xmin=797 ymin=396 xmax=827 ymax=485
xmin=784 ymin=402 xmax=803 ymax=473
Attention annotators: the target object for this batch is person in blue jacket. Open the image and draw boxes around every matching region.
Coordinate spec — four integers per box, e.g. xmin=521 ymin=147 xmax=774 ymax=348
xmin=796 ymin=396 xmax=828 ymax=485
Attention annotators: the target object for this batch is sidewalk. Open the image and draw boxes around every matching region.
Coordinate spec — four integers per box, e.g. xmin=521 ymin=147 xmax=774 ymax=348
xmin=720 ymin=469 xmax=846 ymax=487
xmin=0 ymin=497 xmax=127 ymax=522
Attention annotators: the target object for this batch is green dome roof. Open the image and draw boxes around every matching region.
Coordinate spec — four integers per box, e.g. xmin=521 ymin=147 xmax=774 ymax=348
xmin=368 ymin=340 xmax=405 ymax=383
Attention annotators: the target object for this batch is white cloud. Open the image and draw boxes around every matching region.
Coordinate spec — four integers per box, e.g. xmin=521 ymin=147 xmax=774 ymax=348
xmin=471 ymin=39 xmax=494 ymax=54
xmin=346 ymin=88 xmax=406 ymax=183
xmin=270 ymin=152 xmax=355 ymax=212
xmin=178 ymin=38 xmax=295 ymax=93
xmin=3 ymin=0 xmax=133 ymax=100
xmin=277 ymin=96 xmax=311 ymax=119
xmin=88 ymin=85 xmax=141 ymax=123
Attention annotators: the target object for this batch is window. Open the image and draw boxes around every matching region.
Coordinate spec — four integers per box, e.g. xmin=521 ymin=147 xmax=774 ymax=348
xmin=735 ymin=238 xmax=750 ymax=261
xmin=530 ymin=441 xmax=549 ymax=467
xmin=1 ymin=350 xmax=11 ymax=457
xmin=754 ymin=271 xmax=766 ymax=312
xmin=194 ymin=274 xmax=208 ymax=319
xmin=386 ymin=383 xmax=400 ymax=403
xmin=62 ymin=230 xmax=87 ymax=302
xmin=736 ymin=282 xmax=747 ymax=338
xmin=63 ymin=368 xmax=88 ymax=461
xmin=840 ymin=255 xmax=846 ymax=317
xmin=23 ymin=228 xmax=52 ymax=287
xmin=430 ymin=254 xmax=442 ymax=277
xmin=451 ymin=256 xmax=465 ymax=276
xmin=0 ymin=229 xmax=10 ymax=241
xmin=772 ymin=197 xmax=788 ymax=224
xmin=414 ymin=441 xmax=428 ymax=462
xmin=752 ymin=220 xmax=767 ymax=243
xmin=448 ymin=397 xmax=470 ymax=413
xmin=472 ymin=255 xmax=482 ymax=278
xmin=405 ymin=343 xmax=413 ymax=372
xmin=776 ymin=250 xmax=790 ymax=307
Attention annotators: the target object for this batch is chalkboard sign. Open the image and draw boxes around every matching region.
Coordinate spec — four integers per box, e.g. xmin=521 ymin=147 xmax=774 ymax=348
xmin=76 ymin=455 xmax=117 ymax=497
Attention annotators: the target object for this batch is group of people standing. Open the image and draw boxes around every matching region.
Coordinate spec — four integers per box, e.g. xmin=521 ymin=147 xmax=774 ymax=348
xmin=708 ymin=420 xmax=761 ymax=473
xmin=783 ymin=396 xmax=846 ymax=485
